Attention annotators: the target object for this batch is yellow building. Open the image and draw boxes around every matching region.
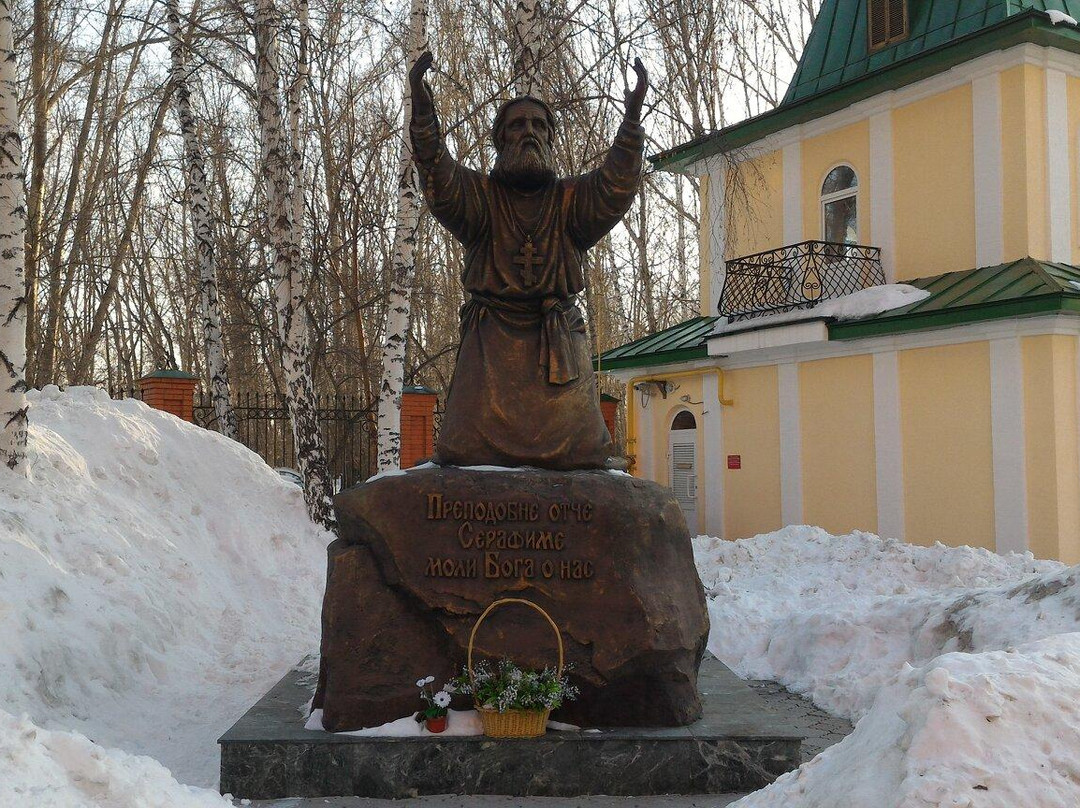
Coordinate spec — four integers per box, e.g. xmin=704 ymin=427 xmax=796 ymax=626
xmin=599 ymin=0 xmax=1080 ymax=562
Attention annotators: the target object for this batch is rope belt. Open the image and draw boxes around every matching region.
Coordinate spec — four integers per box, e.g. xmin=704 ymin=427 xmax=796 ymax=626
xmin=462 ymin=294 xmax=582 ymax=385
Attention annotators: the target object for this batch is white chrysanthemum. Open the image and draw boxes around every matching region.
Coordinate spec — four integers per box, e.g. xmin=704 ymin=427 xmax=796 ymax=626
xmin=434 ymin=691 xmax=452 ymax=707
xmin=416 ymin=678 xmax=427 ymax=688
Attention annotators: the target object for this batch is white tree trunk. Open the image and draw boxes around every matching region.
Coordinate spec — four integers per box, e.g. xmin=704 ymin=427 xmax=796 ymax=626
xmin=255 ymin=0 xmax=335 ymax=530
xmin=513 ymin=0 xmax=542 ymax=97
xmin=375 ymin=0 xmax=428 ymax=472
xmin=167 ymin=0 xmax=238 ymax=440
xmin=0 ymin=0 xmax=26 ymax=473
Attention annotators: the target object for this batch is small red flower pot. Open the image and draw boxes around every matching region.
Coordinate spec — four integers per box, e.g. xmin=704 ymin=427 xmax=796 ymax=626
xmin=425 ymin=715 xmax=448 ymax=733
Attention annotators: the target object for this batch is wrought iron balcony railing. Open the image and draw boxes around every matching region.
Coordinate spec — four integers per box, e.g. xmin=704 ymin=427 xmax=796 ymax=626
xmin=719 ymin=241 xmax=884 ymax=322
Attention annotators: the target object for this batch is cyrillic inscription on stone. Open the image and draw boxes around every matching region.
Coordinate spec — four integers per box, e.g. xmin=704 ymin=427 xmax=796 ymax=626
xmin=423 ymin=492 xmax=595 ymax=581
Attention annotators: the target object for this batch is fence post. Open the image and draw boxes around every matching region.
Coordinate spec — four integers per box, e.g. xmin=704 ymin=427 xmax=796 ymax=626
xmin=138 ymin=369 xmax=198 ymax=423
xmin=600 ymin=393 xmax=620 ymax=445
xmin=400 ymin=385 xmax=438 ymax=468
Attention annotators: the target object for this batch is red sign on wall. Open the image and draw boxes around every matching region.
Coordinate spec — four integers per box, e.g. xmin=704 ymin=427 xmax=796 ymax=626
xmin=727 ymin=455 xmax=741 ymax=470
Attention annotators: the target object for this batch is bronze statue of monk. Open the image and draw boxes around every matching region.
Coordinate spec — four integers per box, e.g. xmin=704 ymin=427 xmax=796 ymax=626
xmin=409 ymin=52 xmax=648 ymax=469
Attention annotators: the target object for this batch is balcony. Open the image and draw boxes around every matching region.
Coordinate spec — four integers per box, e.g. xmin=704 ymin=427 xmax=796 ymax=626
xmin=720 ymin=241 xmax=884 ymax=323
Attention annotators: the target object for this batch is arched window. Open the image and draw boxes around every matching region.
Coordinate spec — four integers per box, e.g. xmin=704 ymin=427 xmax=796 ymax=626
xmin=671 ymin=410 xmax=697 ymax=430
xmin=821 ymin=166 xmax=858 ymax=245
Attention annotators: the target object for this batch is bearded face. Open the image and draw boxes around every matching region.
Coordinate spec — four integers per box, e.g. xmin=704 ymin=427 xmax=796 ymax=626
xmin=491 ymin=100 xmax=556 ymax=189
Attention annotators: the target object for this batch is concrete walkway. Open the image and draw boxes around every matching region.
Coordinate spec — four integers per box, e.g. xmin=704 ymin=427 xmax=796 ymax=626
xmin=744 ymin=680 xmax=854 ymax=759
xmin=243 ymin=682 xmax=852 ymax=808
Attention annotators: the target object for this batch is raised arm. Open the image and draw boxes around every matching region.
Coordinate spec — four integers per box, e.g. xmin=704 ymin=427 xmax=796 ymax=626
xmin=567 ymin=58 xmax=647 ymax=250
xmin=408 ymin=51 xmax=487 ymax=244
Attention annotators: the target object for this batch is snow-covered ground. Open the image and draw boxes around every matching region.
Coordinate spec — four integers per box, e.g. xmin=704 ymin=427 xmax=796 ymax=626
xmin=4 ymin=387 xmax=1080 ymax=807
xmin=0 ymin=387 xmax=331 ymax=806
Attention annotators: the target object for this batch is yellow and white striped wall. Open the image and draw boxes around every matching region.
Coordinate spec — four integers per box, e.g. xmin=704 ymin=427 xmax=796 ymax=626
xmin=693 ymin=42 xmax=1080 ymax=315
xmin=611 ymin=315 xmax=1080 ymax=564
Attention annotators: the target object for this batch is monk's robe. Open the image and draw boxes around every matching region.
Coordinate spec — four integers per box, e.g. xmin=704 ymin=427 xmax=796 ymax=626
xmin=410 ymin=105 xmax=643 ymax=470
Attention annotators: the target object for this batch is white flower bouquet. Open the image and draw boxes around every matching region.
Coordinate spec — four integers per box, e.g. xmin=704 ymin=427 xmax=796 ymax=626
xmin=414 ymin=675 xmax=453 ymax=732
xmin=451 ymin=658 xmax=578 ymax=714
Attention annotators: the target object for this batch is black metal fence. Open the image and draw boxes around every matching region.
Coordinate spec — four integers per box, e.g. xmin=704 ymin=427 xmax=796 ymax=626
xmin=193 ymin=391 xmax=378 ymax=491
xmin=720 ymin=240 xmax=884 ymax=322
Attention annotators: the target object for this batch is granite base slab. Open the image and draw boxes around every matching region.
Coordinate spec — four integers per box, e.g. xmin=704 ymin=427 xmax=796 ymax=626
xmin=219 ymin=658 xmax=804 ymax=800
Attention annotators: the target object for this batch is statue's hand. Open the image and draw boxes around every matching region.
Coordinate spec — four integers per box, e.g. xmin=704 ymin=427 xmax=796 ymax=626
xmin=625 ymin=57 xmax=648 ymax=121
xmin=410 ymin=50 xmax=435 ymax=115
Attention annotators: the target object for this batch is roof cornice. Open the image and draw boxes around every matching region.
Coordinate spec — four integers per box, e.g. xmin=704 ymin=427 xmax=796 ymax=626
xmin=652 ymin=11 xmax=1080 ymax=173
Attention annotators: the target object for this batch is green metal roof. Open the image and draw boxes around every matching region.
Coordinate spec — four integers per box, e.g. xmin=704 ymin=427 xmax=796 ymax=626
xmin=653 ymin=4 xmax=1080 ymax=171
xmin=786 ymin=0 xmax=1080 ymax=104
xmin=594 ymin=316 xmax=720 ymax=371
xmin=831 ymin=257 xmax=1080 ymax=338
xmin=596 ymin=259 xmax=1080 ymax=370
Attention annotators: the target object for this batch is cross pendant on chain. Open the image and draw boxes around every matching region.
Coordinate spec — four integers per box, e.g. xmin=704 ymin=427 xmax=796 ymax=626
xmin=513 ymin=236 xmax=545 ymax=286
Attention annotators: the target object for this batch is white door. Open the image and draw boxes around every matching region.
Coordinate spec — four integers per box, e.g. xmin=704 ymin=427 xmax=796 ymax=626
xmin=669 ymin=411 xmax=698 ymax=535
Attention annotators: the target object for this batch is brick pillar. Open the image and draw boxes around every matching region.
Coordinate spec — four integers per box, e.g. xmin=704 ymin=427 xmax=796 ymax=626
xmin=400 ymin=385 xmax=438 ymax=468
xmin=138 ymin=369 xmax=198 ymax=423
xmin=600 ymin=393 xmax=620 ymax=444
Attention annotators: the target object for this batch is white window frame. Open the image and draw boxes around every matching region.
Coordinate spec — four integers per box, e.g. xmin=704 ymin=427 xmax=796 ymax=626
xmin=820 ymin=163 xmax=859 ymax=245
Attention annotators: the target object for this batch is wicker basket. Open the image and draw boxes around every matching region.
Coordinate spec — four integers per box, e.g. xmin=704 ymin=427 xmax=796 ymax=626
xmin=467 ymin=597 xmax=564 ymax=739
xmin=476 ymin=705 xmax=550 ymax=738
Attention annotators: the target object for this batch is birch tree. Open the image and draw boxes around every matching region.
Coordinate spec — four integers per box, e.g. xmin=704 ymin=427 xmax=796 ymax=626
xmin=0 ymin=0 xmax=24 ymax=471
xmin=255 ymin=0 xmax=335 ymax=528
xmin=375 ymin=0 xmax=428 ymax=472
xmin=168 ymin=0 xmax=238 ymax=439
xmin=514 ymin=0 xmax=542 ymax=97
xmin=8 ymin=0 xmax=820 ymax=457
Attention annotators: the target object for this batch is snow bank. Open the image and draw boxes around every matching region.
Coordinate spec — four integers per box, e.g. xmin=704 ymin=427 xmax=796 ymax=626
xmin=697 ymin=526 xmax=1061 ymax=719
xmin=703 ymin=527 xmax=1080 ymax=807
xmin=0 ymin=386 xmax=331 ymax=790
xmin=733 ymin=634 xmax=1080 ymax=808
xmin=712 ymin=284 xmax=929 ymax=335
xmin=0 ymin=711 xmax=232 ymax=808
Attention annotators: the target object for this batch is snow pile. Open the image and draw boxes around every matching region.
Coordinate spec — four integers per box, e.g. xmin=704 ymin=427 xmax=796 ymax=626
xmin=697 ymin=526 xmax=1062 ymax=718
xmin=825 ymin=283 xmax=929 ymax=319
xmin=305 ymin=707 xmax=485 ymax=736
xmin=0 ymin=386 xmax=331 ymax=793
xmin=734 ymin=635 xmax=1080 ymax=808
xmin=1047 ymin=9 xmax=1078 ymax=26
xmin=703 ymin=527 xmax=1080 ymax=807
xmin=0 ymin=712 xmax=232 ymax=808
xmin=713 ymin=283 xmax=929 ymax=335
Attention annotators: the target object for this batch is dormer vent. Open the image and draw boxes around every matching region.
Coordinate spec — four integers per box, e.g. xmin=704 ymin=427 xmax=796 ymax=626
xmin=869 ymin=0 xmax=908 ymax=50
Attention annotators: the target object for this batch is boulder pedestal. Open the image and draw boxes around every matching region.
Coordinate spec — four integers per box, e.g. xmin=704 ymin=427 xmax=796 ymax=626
xmin=314 ymin=467 xmax=709 ymax=731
